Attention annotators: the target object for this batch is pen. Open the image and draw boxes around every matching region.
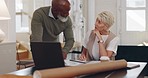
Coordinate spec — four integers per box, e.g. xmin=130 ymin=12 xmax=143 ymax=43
xmin=70 ymin=59 xmax=87 ymax=64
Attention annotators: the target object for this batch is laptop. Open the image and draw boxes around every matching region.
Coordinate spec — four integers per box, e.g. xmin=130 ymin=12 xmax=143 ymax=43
xmin=30 ymin=42 xmax=65 ymax=70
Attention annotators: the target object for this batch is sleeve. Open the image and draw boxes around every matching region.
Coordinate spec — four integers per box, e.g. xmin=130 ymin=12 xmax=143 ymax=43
xmin=62 ymin=17 xmax=75 ymax=53
xmin=30 ymin=10 xmax=43 ymax=42
xmin=106 ymin=37 xmax=119 ymax=56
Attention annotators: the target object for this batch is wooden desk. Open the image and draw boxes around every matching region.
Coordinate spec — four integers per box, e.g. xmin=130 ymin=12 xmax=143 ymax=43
xmin=9 ymin=62 xmax=148 ymax=78
xmin=81 ymin=62 xmax=148 ymax=78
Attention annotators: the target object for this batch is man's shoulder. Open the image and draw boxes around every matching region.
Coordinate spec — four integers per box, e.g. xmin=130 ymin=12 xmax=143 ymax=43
xmin=39 ymin=6 xmax=50 ymax=10
xmin=35 ymin=6 xmax=50 ymax=13
xmin=64 ymin=16 xmax=72 ymax=25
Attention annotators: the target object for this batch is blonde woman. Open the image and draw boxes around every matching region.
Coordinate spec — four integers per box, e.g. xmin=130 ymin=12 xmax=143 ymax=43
xmin=79 ymin=11 xmax=119 ymax=61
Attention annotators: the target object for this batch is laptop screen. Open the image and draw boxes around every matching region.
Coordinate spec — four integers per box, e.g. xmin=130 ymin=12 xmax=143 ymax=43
xmin=30 ymin=42 xmax=65 ymax=70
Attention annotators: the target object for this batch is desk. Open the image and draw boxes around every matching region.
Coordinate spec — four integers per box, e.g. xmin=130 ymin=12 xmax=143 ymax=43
xmin=9 ymin=62 xmax=148 ymax=78
xmin=81 ymin=62 xmax=148 ymax=78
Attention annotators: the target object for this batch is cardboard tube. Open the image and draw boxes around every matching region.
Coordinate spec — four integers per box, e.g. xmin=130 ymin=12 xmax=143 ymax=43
xmin=33 ymin=59 xmax=127 ymax=78
xmin=0 ymin=74 xmax=32 ymax=78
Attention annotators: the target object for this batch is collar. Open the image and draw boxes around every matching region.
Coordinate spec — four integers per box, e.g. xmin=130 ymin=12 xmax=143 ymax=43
xmin=48 ymin=7 xmax=56 ymax=19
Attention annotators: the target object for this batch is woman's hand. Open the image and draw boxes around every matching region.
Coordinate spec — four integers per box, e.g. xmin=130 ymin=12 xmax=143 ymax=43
xmin=93 ymin=29 xmax=102 ymax=40
xmin=79 ymin=47 xmax=87 ymax=61
xmin=79 ymin=53 xmax=86 ymax=61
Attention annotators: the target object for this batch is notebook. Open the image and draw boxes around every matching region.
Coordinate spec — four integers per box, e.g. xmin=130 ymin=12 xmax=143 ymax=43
xmin=30 ymin=42 xmax=65 ymax=70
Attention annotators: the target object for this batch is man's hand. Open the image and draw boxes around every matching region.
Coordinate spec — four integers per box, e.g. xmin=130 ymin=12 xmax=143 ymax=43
xmin=62 ymin=52 xmax=67 ymax=59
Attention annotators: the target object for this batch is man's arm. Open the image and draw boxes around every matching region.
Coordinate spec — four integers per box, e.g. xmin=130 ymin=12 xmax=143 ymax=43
xmin=62 ymin=17 xmax=74 ymax=53
xmin=30 ymin=10 xmax=43 ymax=42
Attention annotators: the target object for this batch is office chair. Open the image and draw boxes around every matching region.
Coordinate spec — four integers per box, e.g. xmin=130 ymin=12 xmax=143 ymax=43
xmin=115 ymin=45 xmax=148 ymax=62
xmin=16 ymin=41 xmax=34 ymax=70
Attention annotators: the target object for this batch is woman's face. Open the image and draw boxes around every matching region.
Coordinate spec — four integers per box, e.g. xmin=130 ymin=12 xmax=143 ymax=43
xmin=95 ymin=18 xmax=108 ymax=31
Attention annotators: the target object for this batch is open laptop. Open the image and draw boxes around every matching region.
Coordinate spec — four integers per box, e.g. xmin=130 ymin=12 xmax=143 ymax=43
xmin=30 ymin=42 xmax=65 ymax=70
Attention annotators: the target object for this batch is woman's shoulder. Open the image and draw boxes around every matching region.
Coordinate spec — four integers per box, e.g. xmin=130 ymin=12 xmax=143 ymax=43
xmin=111 ymin=36 xmax=119 ymax=42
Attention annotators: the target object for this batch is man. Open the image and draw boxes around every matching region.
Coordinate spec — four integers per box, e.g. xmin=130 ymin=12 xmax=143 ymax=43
xmin=30 ymin=0 xmax=74 ymax=59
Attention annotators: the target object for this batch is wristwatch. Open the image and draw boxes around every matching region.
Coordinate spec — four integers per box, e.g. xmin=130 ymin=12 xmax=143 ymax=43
xmin=98 ymin=40 xmax=104 ymax=43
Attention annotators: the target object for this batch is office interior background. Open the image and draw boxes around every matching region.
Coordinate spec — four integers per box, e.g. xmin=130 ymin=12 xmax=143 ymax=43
xmin=0 ymin=0 xmax=148 ymax=74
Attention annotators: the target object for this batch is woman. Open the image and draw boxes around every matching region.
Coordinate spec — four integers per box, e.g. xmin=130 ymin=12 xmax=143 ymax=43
xmin=79 ymin=11 xmax=119 ymax=61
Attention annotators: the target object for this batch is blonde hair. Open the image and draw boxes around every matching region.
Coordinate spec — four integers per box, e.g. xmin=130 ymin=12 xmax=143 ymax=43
xmin=97 ymin=11 xmax=114 ymax=28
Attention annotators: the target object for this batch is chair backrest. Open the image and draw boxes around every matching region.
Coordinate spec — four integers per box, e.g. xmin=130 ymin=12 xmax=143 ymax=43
xmin=115 ymin=45 xmax=148 ymax=62
xmin=16 ymin=41 xmax=29 ymax=60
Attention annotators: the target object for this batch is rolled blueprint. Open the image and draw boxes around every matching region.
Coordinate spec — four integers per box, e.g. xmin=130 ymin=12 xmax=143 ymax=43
xmin=33 ymin=59 xmax=127 ymax=78
xmin=0 ymin=74 xmax=32 ymax=78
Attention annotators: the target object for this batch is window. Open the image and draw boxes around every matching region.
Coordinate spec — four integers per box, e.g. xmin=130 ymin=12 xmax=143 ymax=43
xmin=126 ymin=10 xmax=145 ymax=31
xmin=119 ymin=0 xmax=148 ymax=45
xmin=125 ymin=0 xmax=147 ymax=31
xmin=15 ymin=0 xmax=31 ymax=32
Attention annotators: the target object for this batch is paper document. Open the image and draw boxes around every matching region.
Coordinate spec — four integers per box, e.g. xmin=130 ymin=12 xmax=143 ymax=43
xmin=64 ymin=60 xmax=100 ymax=66
xmin=64 ymin=60 xmax=84 ymax=66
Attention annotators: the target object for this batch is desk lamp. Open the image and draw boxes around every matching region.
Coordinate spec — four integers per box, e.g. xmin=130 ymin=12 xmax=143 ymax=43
xmin=0 ymin=0 xmax=11 ymax=42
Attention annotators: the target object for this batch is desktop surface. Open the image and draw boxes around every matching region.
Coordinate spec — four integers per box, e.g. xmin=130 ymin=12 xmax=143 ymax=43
xmin=9 ymin=62 xmax=147 ymax=78
xmin=138 ymin=62 xmax=148 ymax=78
xmin=80 ymin=62 xmax=147 ymax=78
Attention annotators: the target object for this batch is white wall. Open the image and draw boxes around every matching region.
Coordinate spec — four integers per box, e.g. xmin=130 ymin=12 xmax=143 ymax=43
xmin=0 ymin=42 xmax=16 ymax=74
xmin=87 ymin=0 xmax=95 ymax=31
xmin=85 ymin=0 xmax=117 ymax=34
xmin=0 ymin=0 xmax=16 ymax=42
xmin=0 ymin=0 xmax=16 ymax=74
xmin=95 ymin=0 xmax=117 ymax=34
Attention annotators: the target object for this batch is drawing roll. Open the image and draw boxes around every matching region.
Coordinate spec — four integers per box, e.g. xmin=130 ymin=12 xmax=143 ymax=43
xmin=33 ymin=59 xmax=127 ymax=78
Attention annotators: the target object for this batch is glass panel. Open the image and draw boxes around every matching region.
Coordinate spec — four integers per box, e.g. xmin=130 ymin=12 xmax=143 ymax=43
xmin=126 ymin=0 xmax=146 ymax=7
xmin=15 ymin=0 xmax=23 ymax=12
xmin=126 ymin=10 xmax=146 ymax=31
xmin=16 ymin=0 xmax=30 ymax=32
xmin=16 ymin=15 xmax=21 ymax=32
xmin=22 ymin=15 xmax=29 ymax=27
xmin=16 ymin=14 xmax=29 ymax=32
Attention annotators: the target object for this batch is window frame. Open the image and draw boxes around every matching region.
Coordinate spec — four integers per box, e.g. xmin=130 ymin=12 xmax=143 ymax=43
xmin=15 ymin=0 xmax=30 ymax=33
xmin=121 ymin=0 xmax=148 ymax=32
